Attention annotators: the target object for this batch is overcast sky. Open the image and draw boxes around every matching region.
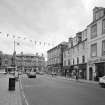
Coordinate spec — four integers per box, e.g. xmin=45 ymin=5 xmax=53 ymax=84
xmin=0 ymin=0 xmax=105 ymax=58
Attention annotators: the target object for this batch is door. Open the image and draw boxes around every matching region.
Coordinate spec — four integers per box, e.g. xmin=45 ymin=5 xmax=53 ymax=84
xmin=89 ymin=67 xmax=93 ymax=80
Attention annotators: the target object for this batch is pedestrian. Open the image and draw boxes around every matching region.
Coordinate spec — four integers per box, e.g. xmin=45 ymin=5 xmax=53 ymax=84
xmin=69 ymin=72 xmax=72 ymax=80
xmin=52 ymin=71 xmax=53 ymax=77
xmin=76 ymin=73 xmax=78 ymax=80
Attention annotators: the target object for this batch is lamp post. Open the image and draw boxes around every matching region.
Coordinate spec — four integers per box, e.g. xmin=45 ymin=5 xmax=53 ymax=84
xmin=13 ymin=40 xmax=16 ymax=75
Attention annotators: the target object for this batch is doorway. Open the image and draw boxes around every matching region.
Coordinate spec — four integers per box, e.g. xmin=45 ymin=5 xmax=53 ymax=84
xmin=89 ymin=67 xmax=93 ymax=80
xmin=95 ymin=63 xmax=105 ymax=77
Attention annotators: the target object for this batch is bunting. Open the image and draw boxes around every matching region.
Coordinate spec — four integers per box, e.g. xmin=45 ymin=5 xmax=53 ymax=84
xmin=1 ymin=32 xmax=53 ymax=47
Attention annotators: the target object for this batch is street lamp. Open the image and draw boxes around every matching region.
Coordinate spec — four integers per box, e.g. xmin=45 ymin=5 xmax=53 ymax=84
xmin=13 ymin=40 xmax=16 ymax=75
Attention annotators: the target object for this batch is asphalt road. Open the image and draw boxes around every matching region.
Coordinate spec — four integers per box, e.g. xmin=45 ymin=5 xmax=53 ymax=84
xmin=21 ymin=74 xmax=105 ymax=105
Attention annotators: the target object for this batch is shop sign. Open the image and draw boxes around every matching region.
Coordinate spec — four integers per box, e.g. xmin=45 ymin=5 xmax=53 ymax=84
xmin=88 ymin=57 xmax=105 ymax=64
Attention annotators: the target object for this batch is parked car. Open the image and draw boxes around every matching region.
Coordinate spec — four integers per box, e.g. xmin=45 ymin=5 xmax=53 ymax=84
xmin=99 ymin=76 xmax=105 ymax=88
xmin=27 ymin=71 xmax=36 ymax=78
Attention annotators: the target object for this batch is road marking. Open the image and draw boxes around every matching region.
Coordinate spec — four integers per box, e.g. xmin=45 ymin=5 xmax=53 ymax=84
xmin=19 ymin=79 xmax=29 ymax=105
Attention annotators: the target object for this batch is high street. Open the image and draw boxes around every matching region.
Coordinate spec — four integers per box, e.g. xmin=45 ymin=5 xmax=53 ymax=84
xmin=21 ymin=75 xmax=105 ymax=105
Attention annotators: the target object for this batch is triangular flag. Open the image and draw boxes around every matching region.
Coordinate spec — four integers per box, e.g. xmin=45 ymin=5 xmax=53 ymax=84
xmin=30 ymin=40 xmax=32 ymax=42
xmin=13 ymin=35 xmax=15 ymax=38
xmin=7 ymin=34 xmax=9 ymax=37
xmin=24 ymin=37 xmax=26 ymax=40
xmin=18 ymin=36 xmax=21 ymax=39
xmin=16 ymin=42 xmax=20 ymax=46
xmin=44 ymin=42 xmax=46 ymax=46
xmin=35 ymin=41 xmax=36 ymax=45
xmin=39 ymin=41 xmax=41 ymax=45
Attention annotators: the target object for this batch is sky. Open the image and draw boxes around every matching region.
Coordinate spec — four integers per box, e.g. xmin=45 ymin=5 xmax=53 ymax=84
xmin=0 ymin=0 xmax=105 ymax=58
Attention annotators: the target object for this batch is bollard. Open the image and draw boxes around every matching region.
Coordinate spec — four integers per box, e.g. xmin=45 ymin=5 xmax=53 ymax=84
xmin=8 ymin=77 xmax=15 ymax=91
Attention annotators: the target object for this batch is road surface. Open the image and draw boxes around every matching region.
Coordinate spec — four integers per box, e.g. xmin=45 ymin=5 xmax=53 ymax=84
xmin=21 ymin=74 xmax=105 ymax=105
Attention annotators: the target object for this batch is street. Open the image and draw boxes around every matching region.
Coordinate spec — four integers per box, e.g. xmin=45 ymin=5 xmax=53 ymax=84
xmin=21 ymin=74 xmax=105 ymax=105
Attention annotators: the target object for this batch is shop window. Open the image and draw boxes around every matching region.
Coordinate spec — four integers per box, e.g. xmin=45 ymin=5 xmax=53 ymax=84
xmin=91 ymin=24 xmax=97 ymax=39
xmin=91 ymin=43 xmax=97 ymax=57
xmin=102 ymin=19 xmax=105 ymax=34
xmin=102 ymin=40 xmax=105 ymax=56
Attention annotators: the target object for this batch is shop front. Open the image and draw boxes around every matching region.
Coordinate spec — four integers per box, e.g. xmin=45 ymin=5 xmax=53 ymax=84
xmin=79 ymin=63 xmax=87 ymax=79
xmin=95 ymin=62 xmax=105 ymax=81
xmin=62 ymin=66 xmax=69 ymax=77
xmin=87 ymin=57 xmax=105 ymax=81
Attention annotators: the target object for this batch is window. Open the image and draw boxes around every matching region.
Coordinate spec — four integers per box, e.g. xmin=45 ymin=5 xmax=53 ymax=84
xmin=64 ymin=60 xmax=66 ymax=66
xmin=73 ymin=59 xmax=74 ymax=65
xmin=71 ymin=41 xmax=73 ymax=47
xmin=63 ymin=52 xmax=66 ymax=58
xmin=91 ymin=24 xmax=97 ymax=39
xmin=77 ymin=57 xmax=79 ymax=64
xmin=102 ymin=40 xmax=105 ymax=56
xmin=82 ymin=56 xmax=85 ymax=63
xmin=0 ymin=57 xmax=2 ymax=66
xmin=102 ymin=19 xmax=105 ymax=34
xmin=82 ymin=42 xmax=85 ymax=49
xmin=68 ymin=59 xmax=70 ymax=65
xmin=5 ymin=60 xmax=8 ymax=64
xmin=91 ymin=43 xmax=97 ymax=57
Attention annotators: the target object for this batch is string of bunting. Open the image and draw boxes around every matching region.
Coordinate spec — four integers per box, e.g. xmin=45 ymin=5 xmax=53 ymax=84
xmin=0 ymin=32 xmax=54 ymax=47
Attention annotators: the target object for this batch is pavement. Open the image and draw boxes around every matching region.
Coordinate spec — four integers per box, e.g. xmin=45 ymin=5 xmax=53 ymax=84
xmin=0 ymin=74 xmax=22 ymax=105
xmin=46 ymin=74 xmax=98 ymax=85
xmin=0 ymin=73 xmax=99 ymax=105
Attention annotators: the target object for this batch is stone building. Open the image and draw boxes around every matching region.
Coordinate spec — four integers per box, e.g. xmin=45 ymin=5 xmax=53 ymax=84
xmin=0 ymin=51 xmax=3 ymax=68
xmin=0 ymin=51 xmax=45 ymax=73
xmin=16 ymin=52 xmax=45 ymax=73
xmin=47 ymin=42 xmax=68 ymax=75
xmin=0 ymin=51 xmax=12 ymax=69
xmin=87 ymin=7 xmax=105 ymax=81
xmin=63 ymin=29 xmax=87 ymax=79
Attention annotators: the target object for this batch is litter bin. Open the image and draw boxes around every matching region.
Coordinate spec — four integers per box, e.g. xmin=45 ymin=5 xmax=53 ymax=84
xmin=8 ymin=77 xmax=15 ymax=91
